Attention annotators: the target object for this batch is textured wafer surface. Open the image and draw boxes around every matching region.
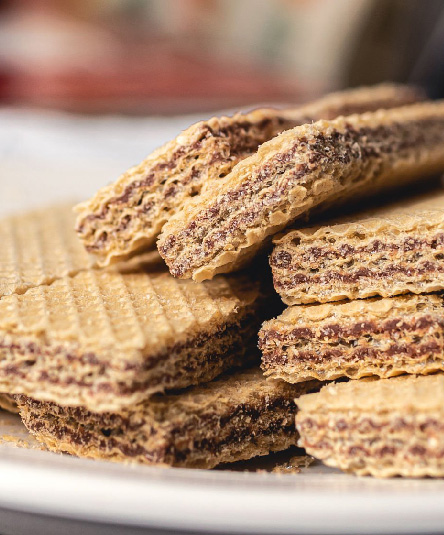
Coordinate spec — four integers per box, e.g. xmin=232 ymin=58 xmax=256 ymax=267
xmin=259 ymin=293 xmax=444 ymax=384
xmin=271 ymin=188 xmax=444 ymax=304
xmin=75 ymin=84 xmax=422 ymax=266
xmin=0 ymin=203 xmax=91 ymax=297
xmin=0 ymin=203 xmax=167 ymax=298
xmin=16 ymin=368 xmax=321 ymax=468
xmin=296 ymin=374 xmax=444 ymax=477
xmin=158 ymin=101 xmax=444 ymax=281
xmin=0 ymin=394 xmax=18 ymax=414
xmin=0 ymin=268 xmax=267 ymax=411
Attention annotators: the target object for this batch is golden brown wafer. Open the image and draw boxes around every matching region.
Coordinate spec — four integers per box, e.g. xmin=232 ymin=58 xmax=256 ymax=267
xmin=159 ymin=101 xmax=444 ymax=281
xmin=0 ymin=203 xmax=165 ymax=298
xmin=296 ymin=374 xmax=444 ymax=477
xmin=16 ymin=368 xmax=320 ymax=468
xmin=0 ymin=203 xmax=91 ymax=297
xmin=0 ymin=268 xmax=269 ymax=412
xmin=259 ymin=293 xmax=444 ymax=384
xmin=0 ymin=394 xmax=18 ymax=414
xmin=271 ymin=188 xmax=444 ymax=304
xmin=75 ymin=84 xmax=422 ymax=266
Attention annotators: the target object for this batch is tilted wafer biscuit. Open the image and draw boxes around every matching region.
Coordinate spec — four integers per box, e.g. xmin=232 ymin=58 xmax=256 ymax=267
xmin=158 ymin=101 xmax=444 ymax=281
xmin=16 ymin=368 xmax=320 ymax=468
xmin=75 ymin=84 xmax=422 ymax=266
xmin=0 ymin=268 xmax=270 ymax=412
xmin=296 ymin=374 xmax=444 ymax=477
xmin=271 ymin=188 xmax=444 ymax=304
xmin=0 ymin=203 xmax=91 ymax=297
xmin=259 ymin=293 xmax=444 ymax=384
xmin=0 ymin=394 xmax=18 ymax=414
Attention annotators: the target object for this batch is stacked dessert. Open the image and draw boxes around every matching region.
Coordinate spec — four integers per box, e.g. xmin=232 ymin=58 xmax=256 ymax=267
xmin=2 ymin=84 xmax=444 ymax=475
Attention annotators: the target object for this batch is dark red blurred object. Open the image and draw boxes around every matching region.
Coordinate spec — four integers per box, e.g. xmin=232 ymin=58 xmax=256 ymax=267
xmin=0 ymin=2 xmax=302 ymax=114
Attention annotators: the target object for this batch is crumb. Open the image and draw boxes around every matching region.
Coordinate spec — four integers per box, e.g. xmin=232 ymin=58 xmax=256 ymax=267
xmin=271 ymin=455 xmax=314 ymax=474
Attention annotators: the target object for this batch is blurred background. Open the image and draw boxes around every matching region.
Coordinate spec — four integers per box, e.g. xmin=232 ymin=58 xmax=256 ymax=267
xmin=2 ymin=0 xmax=444 ymax=113
xmin=1 ymin=0 xmax=444 ymax=214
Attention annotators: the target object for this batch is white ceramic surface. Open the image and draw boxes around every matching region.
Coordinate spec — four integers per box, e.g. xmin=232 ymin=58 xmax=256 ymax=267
xmin=0 ymin=426 xmax=444 ymax=535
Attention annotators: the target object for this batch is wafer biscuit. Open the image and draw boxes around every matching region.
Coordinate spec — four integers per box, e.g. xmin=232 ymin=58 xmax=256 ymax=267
xmin=296 ymin=374 xmax=444 ymax=477
xmin=0 ymin=203 xmax=166 ymax=298
xmin=0 ymin=203 xmax=91 ymax=297
xmin=0 ymin=268 xmax=269 ymax=412
xmin=271 ymin=189 xmax=444 ymax=304
xmin=0 ymin=394 xmax=18 ymax=414
xmin=16 ymin=368 xmax=320 ymax=468
xmin=75 ymin=84 xmax=422 ymax=266
xmin=159 ymin=101 xmax=444 ymax=281
xmin=259 ymin=293 xmax=444 ymax=383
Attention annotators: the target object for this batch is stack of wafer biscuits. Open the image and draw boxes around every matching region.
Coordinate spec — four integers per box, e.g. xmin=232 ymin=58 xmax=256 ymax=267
xmin=260 ymin=188 xmax=444 ymax=476
xmin=4 ymin=83 xmax=444 ymax=475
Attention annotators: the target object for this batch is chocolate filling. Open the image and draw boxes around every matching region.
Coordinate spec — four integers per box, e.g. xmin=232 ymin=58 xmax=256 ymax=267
xmin=262 ymin=340 xmax=442 ymax=366
xmin=22 ymin=396 xmax=296 ymax=464
xmin=260 ymin=313 xmax=444 ymax=344
xmin=271 ymin=233 xmax=444 ymax=269
xmin=299 ymin=416 xmax=444 ymax=434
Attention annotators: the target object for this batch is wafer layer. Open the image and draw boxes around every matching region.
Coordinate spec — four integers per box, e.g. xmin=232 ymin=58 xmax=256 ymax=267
xmin=259 ymin=293 xmax=444 ymax=383
xmin=0 ymin=203 xmax=91 ymax=297
xmin=75 ymin=84 xmax=422 ymax=266
xmin=296 ymin=374 xmax=444 ymax=477
xmin=159 ymin=101 xmax=444 ymax=281
xmin=0 ymin=203 xmax=168 ymax=298
xmin=16 ymin=368 xmax=320 ymax=468
xmin=0 ymin=269 xmax=268 ymax=411
xmin=271 ymin=189 xmax=444 ymax=304
xmin=0 ymin=394 xmax=18 ymax=414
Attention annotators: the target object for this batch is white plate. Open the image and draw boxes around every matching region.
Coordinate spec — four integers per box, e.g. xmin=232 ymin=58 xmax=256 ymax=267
xmin=0 ymin=414 xmax=444 ymax=534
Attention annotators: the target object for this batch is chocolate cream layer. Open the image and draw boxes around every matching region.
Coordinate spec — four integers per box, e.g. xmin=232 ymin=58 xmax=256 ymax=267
xmin=158 ymin=103 xmax=444 ymax=281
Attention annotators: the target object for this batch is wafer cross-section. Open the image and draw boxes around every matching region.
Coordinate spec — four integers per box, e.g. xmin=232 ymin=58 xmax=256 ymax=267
xmin=0 ymin=268 xmax=268 ymax=411
xmin=271 ymin=188 xmax=444 ymax=304
xmin=296 ymin=373 xmax=444 ymax=477
xmin=259 ymin=293 xmax=444 ymax=384
xmin=16 ymin=368 xmax=320 ymax=468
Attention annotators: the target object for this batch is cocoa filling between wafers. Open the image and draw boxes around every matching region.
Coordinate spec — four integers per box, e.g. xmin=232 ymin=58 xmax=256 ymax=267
xmin=22 ymin=397 xmax=295 ymax=461
xmin=273 ymin=260 xmax=444 ymax=289
xmin=260 ymin=313 xmax=444 ymax=344
xmin=159 ymin=117 xmax=444 ymax=276
xmin=299 ymin=416 xmax=444 ymax=434
xmin=262 ymin=340 xmax=442 ymax=366
xmin=271 ymin=233 xmax=444 ymax=269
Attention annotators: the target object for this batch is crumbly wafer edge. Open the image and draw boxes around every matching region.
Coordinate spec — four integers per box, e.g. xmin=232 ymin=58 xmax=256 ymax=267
xmin=16 ymin=370 xmax=321 ymax=468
